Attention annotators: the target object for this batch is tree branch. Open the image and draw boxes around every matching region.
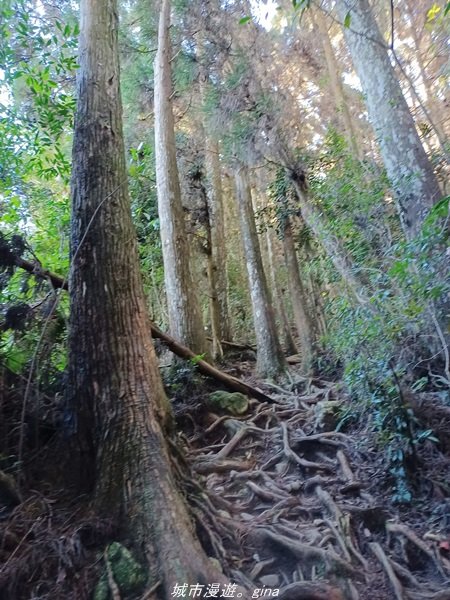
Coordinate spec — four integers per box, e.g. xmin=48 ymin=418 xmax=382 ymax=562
xmin=10 ymin=255 xmax=274 ymax=404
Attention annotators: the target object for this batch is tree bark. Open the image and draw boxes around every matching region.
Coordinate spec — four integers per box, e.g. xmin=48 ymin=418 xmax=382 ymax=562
xmin=404 ymin=0 xmax=448 ymax=153
xmin=265 ymin=228 xmax=298 ymax=356
xmin=312 ymin=10 xmax=363 ymax=160
xmin=334 ymin=0 xmax=442 ymax=239
xmin=204 ymin=194 xmax=224 ymax=360
xmin=68 ymin=0 xmax=227 ymax=593
xmin=289 ymin=173 xmax=373 ymax=309
xmin=11 ymin=255 xmax=271 ymax=401
xmin=282 ymin=217 xmax=314 ymax=373
xmin=235 ymin=166 xmax=286 ymax=378
xmin=205 ymin=139 xmax=232 ymax=342
xmin=154 ymin=0 xmax=208 ymax=355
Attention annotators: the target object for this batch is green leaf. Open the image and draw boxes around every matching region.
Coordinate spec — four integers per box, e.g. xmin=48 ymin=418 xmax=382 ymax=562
xmin=239 ymin=16 xmax=252 ymax=25
xmin=427 ymin=3 xmax=441 ymax=21
xmin=423 ymin=195 xmax=450 ymax=226
xmin=444 ymin=2 xmax=450 ymax=16
xmin=344 ymin=12 xmax=352 ymax=27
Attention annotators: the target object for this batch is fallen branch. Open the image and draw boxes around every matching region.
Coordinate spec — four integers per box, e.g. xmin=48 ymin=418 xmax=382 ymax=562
xmin=11 ymin=256 xmax=274 ymax=403
xmin=150 ymin=323 xmax=274 ymax=403
xmin=286 ymin=354 xmax=302 ymax=365
xmin=16 ymin=256 xmax=69 ymax=291
xmin=206 ymin=337 xmax=256 ymax=352
xmin=192 ymin=458 xmax=252 ymax=474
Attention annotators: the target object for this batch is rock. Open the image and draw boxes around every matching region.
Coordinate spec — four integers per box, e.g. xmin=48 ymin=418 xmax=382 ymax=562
xmin=207 ymin=391 xmax=249 ymax=415
xmin=260 ymin=574 xmax=280 ymax=587
xmin=313 ymin=400 xmax=342 ymax=431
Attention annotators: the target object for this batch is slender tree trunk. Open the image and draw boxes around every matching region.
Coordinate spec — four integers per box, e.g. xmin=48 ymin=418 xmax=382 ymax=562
xmin=282 ymin=217 xmax=314 ymax=372
xmin=266 ymin=228 xmax=298 ymax=356
xmin=404 ymin=0 xmax=447 ymax=152
xmin=205 ymin=139 xmax=232 ymax=342
xmin=204 ymin=199 xmax=224 ymax=360
xmin=335 ymin=0 xmax=442 ymax=239
xmin=312 ymin=10 xmax=363 ymax=160
xmin=235 ymin=166 xmax=286 ymax=377
xmin=223 ymin=173 xmax=252 ymax=340
xmin=197 ymin=41 xmax=232 ymax=342
xmin=68 ymin=0 xmax=226 ymax=594
xmin=301 ymin=233 xmax=328 ymax=340
xmin=289 ymin=174 xmax=373 ymax=308
xmin=154 ymin=0 xmax=208 ymax=355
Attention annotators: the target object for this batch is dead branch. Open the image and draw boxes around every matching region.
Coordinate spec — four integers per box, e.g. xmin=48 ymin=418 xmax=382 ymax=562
xmin=206 ymin=337 xmax=256 ymax=352
xmin=11 ymin=256 xmax=274 ymax=403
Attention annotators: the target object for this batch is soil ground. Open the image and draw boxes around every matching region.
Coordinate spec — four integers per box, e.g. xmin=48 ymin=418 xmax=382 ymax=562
xmin=1 ymin=357 xmax=450 ymax=599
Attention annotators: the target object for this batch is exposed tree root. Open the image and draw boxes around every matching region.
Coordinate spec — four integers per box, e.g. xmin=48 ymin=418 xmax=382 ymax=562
xmin=370 ymin=541 xmax=406 ymax=600
xmin=281 ymin=423 xmax=334 ymax=471
xmin=4 ymin=355 xmax=449 ymax=598
xmin=278 ymin=581 xmax=345 ymax=600
xmin=252 ymin=527 xmax=358 ymax=577
xmin=386 ymin=522 xmax=449 ymax=577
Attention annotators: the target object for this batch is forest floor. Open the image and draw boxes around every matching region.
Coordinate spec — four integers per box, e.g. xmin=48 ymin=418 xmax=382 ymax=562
xmin=1 ymin=354 xmax=450 ymax=599
xmin=175 ymin=356 xmax=450 ymax=600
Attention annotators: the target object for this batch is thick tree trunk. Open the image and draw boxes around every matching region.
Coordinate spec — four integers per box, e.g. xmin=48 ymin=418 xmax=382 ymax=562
xmin=335 ymin=0 xmax=442 ymax=239
xmin=68 ymin=0 xmax=227 ymax=594
xmin=154 ymin=0 xmax=208 ymax=355
xmin=282 ymin=218 xmax=314 ymax=372
xmin=235 ymin=166 xmax=286 ymax=377
xmin=312 ymin=10 xmax=362 ymax=160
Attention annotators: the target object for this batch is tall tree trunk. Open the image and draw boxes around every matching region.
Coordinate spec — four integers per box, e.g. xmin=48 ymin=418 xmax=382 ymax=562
xmin=312 ymin=10 xmax=363 ymax=160
xmin=334 ymin=0 xmax=442 ymax=239
xmin=206 ymin=136 xmax=232 ymax=341
xmin=404 ymin=0 xmax=447 ymax=152
xmin=204 ymin=139 xmax=232 ymax=342
xmin=154 ymin=0 xmax=208 ymax=355
xmin=235 ymin=166 xmax=286 ymax=377
xmin=68 ymin=0 xmax=226 ymax=594
xmin=197 ymin=40 xmax=232 ymax=342
xmin=282 ymin=217 xmax=314 ymax=372
xmin=204 ymin=197 xmax=224 ymax=360
xmin=289 ymin=173 xmax=373 ymax=309
xmin=266 ymin=228 xmax=298 ymax=356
